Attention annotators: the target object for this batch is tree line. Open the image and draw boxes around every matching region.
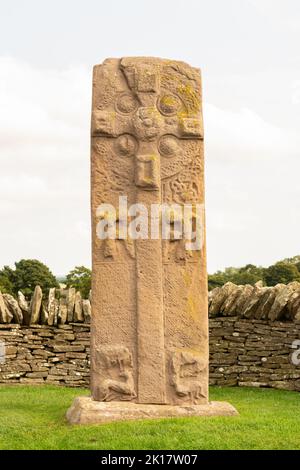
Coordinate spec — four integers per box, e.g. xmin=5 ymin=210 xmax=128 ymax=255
xmin=0 ymin=256 xmax=299 ymax=297
xmin=208 ymin=256 xmax=300 ymax=290
xmin=0 ymin=260 xmax=91 ymax=298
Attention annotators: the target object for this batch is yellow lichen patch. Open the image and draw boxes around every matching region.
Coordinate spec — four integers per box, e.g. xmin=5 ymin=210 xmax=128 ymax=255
xmin=146 ymin=106 xmax=159 ymax=115
xmin=177 ymin=109 xmax=189 ymax=119
xmin=143 ymin=176 xmax=155 ymax=184
xmin=187 ymin=293 xmax=200 ymax=323
xmin=176 ymin=83 xmax=200 ymax=115
xmin=160 ymin=95 xmax=178 ymax=107
xmin=183 ymin=270 xmax=192 ymax=287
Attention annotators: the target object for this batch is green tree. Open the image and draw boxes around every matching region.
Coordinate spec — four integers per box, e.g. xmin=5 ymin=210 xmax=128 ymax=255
xmin=0 ymin=270 xmax=14 ymax=294
xmin=66 ymin=266 xmax=91 ymax=298
xmin=0 ymin=259 xmax=59 ymax=297
xmin=208 ymin=272 xmax=227 ymax=290
xmin=208 ymin=264 xmax=264 ymax=290
xmin=280 ymin=255 xmax=300 ymax=274
xmin=263 ymin=262 xmax=300 ymax=286
xmin=232 ymin=264 xmax=264 ymax=285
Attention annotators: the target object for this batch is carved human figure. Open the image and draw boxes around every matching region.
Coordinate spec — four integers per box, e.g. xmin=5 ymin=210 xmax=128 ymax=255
xmin=93 ymin=346 xmax=136 ymax=402
xmin=169 ymin=351 xmax=207 ymax=404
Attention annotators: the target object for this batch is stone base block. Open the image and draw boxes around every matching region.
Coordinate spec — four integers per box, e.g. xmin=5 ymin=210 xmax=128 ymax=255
xmin=66 ymin=396 xmax=238 ymax=425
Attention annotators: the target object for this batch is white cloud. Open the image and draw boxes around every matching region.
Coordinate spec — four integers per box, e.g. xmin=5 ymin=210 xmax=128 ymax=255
xmin=246 ymin=0 xmax=300 ymax=31
xmin=205 ymin=103 xmax=300 ymax=162
xmin=205 ymin=101 xmax=300 ymax=272
xmin=0 ymin=57 xmax=299 ymax=275
xmin=0 ymin=57 xmax=90 ymax=159
xmin=0 ymin=58 xmax=91 ymax=275
xmin=292 ymin=80 xmax=300 ymax=104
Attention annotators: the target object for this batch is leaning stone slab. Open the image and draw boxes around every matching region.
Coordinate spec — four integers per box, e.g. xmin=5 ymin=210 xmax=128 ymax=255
xmin=17 ymin=291 xmax=30 ymax=325
xmin=0 ymin=291 xmax=13 ymax=324
xmin=268 ymin=282 xmax=300 ymax=321
xmin=47 ymin=288 xmax=58 ymax=326
xmin=241 ymin=286 xmax=268 ymax=319
xmin=286 ymin=289 xmax=300 ymax=320
xmin=40 ymin=303 xmax=49 ymax=325
xmin=58 ymin=293 xmax=68 ymax=325
xmin=293 ymin=296 xmax=300 ymax=321
xmin=253 ymin=287 xmax=272 ymax=319
xmin=30 ymin=286 xmax=43 ymax=324
xmin=259 ymin=286 xmax=282 ymax=320
xmin=220 ymin=285 xmax=242 ymax=316
xmin=73 ymin=292 xmax=84 ymax=322
xmin=66 ymin=396 xmax=238 ymax=425
xmin=82 ymin=299 xmax=91 ymax=323
xmin=67 ymin=288 xmax=76 ymax=323
xmin=210 ymin=283 xmax=237 ymax=317
xmin=3 ymin=294 xmax=23 ymax=324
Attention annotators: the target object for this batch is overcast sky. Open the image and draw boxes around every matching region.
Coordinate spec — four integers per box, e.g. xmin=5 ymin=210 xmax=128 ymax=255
xmin=0 ymin=0 xmax=299 ymax=275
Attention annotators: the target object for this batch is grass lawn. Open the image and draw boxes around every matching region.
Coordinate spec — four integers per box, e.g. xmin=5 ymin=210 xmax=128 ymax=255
xmin=0 ymin=385 xmax=299 ymax=450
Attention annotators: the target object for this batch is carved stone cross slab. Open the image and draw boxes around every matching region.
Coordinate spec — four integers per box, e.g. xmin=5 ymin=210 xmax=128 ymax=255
xmin=66 ymin=57 xmax=238 ymax=424
xmin=89 ymin=57 xmax=208 ymax=406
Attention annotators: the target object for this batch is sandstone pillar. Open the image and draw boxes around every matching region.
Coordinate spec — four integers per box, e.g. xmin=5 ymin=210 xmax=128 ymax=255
xmin=67 ymin=57 xmax=237 ymax=423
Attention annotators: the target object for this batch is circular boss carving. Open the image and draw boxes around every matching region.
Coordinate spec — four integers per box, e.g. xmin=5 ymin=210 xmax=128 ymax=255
xmin=158 ymin=135 xmax=180 ymax=157
xmin=116 ymin=93 xmax=138 ymax=114
xmin=115 ymin=134 xmax=138 ymax=157
xmin=133 ymin=107 xmax=163 ymax=141
xmin=158 ymin=93 xmax=182 ymax=116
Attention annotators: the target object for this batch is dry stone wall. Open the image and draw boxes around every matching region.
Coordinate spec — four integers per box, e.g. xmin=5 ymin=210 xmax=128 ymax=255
xmin=0 ymin=323 xmax=90 ymax=387
xmin=209 ymin=281 xmax=300 ymax=321
xmin=209 ymin=317 xmax=300 ymax=391
xmin=0 ymin=287 xmax=91 ymax=326
xmin=0 ymin=318 xmax=299 ymax=391
xmin=0 ymin=282 xmax=299 ymax=390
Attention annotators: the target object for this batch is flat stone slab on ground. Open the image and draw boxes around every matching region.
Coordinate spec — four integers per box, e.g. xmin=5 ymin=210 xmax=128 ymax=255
xmin=66 ymin=396 xmax=238 ymax=425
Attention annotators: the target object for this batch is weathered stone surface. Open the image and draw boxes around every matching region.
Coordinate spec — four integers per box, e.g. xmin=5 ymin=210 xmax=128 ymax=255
xmin=74 ymin=292 xmax=84 ymax=322
xmin=3 ymin=294 xmax=23 ymax=324
xmin=2 ymin=281 xmax=300 ymax=326
xmin=58 ymin=290 xmax=68 ymax=325
xmin=47 ymin=288 xmax=58 ymax=326
xmin=260 ymin=287 xmax=280 ymax=319
xmin=268 ymin=282 xmax=300 ymax=321
xmin=254 ymin=280 xmax=264 ymax=288
xmin=228 ymin=284 xmax=255 ymax=317
xmin=238 ymin=381 xmax=269 ymax=388
xmin=41 ymin=303 xmax=48 ymax=325
xmin=66 ymin=396 xmax=238 ymax=425
xmin=89 ymin=57 xmax=208 ymax=407
xmin=241 ymin=285 xmax=268 ymax=319
xmin=294 ymin=298 xmax=300 ymax=321
xmin=0 ymin=291 xmax=13 ymax=324
xmin=269 ymin=381 xmax=296 ymax=391
xmin=209 ymin=286 xmax=228 ymax=316
xmin=67 ymin=288 xmax=76 ymax=323
xmin=53 ymin=344 xmax=85 ymax=353
xmin=208 ymin=282 xmax=300 ymax=322
xmin=0 ymin=319 xmax=299 ymax=393
xmin=82 ymin=300 xmax=91 ymax=324
xmin=30 ymin=286 xmax=43 ymax=324
xmin=220 ymin=285 xmax=242 ymax=316
xmin=17 ymin=291 xmax=30 ymax=325
xmin=253 ymin=287 xmax=272 ymax=319
xmin=287 ymin=290 xmax=300 ymax=321
xmin=210 ymin=283 xmax=236 ymax=317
